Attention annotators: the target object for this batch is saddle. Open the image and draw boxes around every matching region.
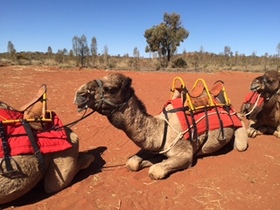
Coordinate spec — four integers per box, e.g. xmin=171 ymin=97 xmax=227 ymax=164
xmin=170 ymin=77 xmax=231 ymax=113
xmin=167 ymin=77 xmax=238 ymax=142
xmin=1 ymin=84 xmax=52 ymax=130
xmin=0 ymin=85 xmax=59 ymax=177
xmin=170 ymin=77 xmax=231 ymax=114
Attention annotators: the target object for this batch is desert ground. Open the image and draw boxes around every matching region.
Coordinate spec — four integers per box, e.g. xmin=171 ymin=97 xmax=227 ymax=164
xmin=0 ymin=65 xmax=279 ymax=210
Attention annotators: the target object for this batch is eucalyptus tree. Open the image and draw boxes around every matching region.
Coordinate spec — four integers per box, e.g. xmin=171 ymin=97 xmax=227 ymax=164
xmin=72 ymin=34 xmax=89 ymax=67
xmin=90 ymin=37 xmax=97 ymax=65
xmin=7 ymin=41 xmax=16 ymax=60
xmin=144 ymin=12 xmax=189 ymax=66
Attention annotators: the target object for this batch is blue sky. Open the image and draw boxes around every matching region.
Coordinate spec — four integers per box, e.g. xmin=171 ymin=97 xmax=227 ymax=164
xmin=1 ymin=0 xmax=279 ymax=57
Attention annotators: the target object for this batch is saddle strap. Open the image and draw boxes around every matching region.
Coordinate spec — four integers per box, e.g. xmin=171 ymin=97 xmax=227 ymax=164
xmin=0 ymin=122 xmax=13 ymax=172
xmin=22 ymin=120 xmax=46 ymax=172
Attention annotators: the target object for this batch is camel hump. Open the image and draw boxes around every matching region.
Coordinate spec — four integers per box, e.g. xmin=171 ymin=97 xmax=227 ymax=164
xmin=18 ymin=85 xmax=47 ymax=112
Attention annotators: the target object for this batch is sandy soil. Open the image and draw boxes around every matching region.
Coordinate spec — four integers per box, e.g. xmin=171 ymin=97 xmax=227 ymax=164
xmin=0 ymin=66 xmax=279 ymax=210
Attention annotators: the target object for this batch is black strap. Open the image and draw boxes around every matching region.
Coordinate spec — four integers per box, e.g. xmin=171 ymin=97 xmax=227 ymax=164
xmin=0 ymin=122 xmax=13 ymax=172
xmin=22 ymin=120 xmax=46 ymax=172
xmin=213 ymin=106 xmax=226 ymax=140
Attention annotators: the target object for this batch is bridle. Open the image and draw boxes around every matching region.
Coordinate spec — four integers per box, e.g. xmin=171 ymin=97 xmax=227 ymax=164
xmin=92 ymin=79 xmax=133 ymax=116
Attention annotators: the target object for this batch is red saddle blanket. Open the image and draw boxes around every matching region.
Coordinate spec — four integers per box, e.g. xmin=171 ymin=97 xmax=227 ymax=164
xmin=165 ymin=98 xmax=243 ymax=140
xmin=0 ymin=109 xmax=72 ymax=158
xmin=243 ymin=91 xmax=264 ymax=107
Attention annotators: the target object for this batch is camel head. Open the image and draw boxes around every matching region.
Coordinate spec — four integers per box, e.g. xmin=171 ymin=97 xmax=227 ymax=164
xmin=250 ymin=76 xmax=264 ymax=92
xmin=257 ymin=70 xmax=280 ymax=96
xmin=74 ymin=73 xmax=134 ymax=115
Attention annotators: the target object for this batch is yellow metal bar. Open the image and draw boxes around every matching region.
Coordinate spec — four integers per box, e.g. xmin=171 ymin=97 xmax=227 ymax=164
xmin=42 ymin=91 xmax=47 ymax=120
xmin=1 ymin=118 xmax=52 ymax=125
xmin=170 ymin=77 xmax=186 ymax=98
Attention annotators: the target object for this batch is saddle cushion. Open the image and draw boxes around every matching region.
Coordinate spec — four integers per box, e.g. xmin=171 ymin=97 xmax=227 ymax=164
xmin=0 ymin=109 xmax=72 ymax=158
xmin=167 ymin=98 xmax=242 ymax=140
xmin=243 ymin=91 xmax=264 ymax=107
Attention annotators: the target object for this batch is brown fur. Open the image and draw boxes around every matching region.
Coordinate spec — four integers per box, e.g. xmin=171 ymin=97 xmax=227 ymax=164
xmin=75 ymin=73 xmax=248 ymax=180
xmin=241 ymin=70 xmax=280 ymax=137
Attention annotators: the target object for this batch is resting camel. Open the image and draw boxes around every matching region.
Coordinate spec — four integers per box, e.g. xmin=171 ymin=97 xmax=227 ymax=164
xmin=0 ymin=85 xmax=94 ymax=204
xmin=74 ymin=73 xmax=248 ymax=180
xmin=240 ymin=70 xmax=280 ymax=138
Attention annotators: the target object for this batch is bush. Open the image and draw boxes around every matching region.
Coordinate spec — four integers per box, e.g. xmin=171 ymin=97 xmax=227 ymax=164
xmin=172 ymin=58 xmax=187 ymax=68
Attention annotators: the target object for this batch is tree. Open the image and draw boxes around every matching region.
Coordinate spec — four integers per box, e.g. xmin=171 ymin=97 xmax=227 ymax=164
xmin=224 ymin=46 xmax=231 ymax=56
xmin=7 ymin=41 xmax=16 ymax=60
xmin=90 ymin=37 xmax=97 ymax=65
xmin=133 ymin=47 xmax=140 ymax=59
xmin=72 ymin=34 xmax=89 ymax=67
xmin=277 ymin=42 xmax=280 ymax=57
xmin=103 ymin=45 xmax=108 ymax=64
xmin=47 ymin=46 xmax=53 ymax=59
xmin=144 ymin=12 xmax=189 ymax=65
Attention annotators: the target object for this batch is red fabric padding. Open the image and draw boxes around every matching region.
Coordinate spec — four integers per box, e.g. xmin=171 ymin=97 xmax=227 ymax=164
xmin=243 ymin=91 xmax=264 ymax=106
xmin=0 ymin=109 xmax=72 ymax=158
xmin=165 ymin=98 xmax=243 ymax=140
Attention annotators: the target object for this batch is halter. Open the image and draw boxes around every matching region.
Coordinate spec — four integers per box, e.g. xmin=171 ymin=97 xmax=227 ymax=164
xmin=93 ymin=79 xmax=132 ymax=116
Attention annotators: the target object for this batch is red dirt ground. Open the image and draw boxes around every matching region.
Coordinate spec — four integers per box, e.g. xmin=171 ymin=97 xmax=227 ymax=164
xmin=1 ymin=66 xmax=279 ymax=210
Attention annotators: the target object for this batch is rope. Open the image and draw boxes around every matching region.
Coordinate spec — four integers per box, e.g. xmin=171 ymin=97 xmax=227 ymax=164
xmin=242 ymin=93 xmax=261 ymax=117
xmin=158 ymin=110 xmax=237 ymax=154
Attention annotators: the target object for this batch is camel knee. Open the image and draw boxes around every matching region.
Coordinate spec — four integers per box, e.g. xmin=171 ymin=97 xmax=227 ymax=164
xmin=234 ymin=127 xmax=248 ymax=151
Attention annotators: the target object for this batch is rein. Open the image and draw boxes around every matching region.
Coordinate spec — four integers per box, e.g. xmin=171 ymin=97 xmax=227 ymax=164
xmin=242 ymin=93 xmax=261 ymax=117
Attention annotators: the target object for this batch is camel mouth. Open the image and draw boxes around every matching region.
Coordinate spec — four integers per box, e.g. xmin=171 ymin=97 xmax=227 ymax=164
xmin=74 ymin=92 xmax=90 ymax=112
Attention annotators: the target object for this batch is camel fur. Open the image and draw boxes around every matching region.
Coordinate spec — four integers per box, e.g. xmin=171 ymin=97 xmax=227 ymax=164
xmin=0 ymin=88 xmax=94 ymax=204
xmin=240 ymin=70 xmax=280 ymax=138
xmin=74 ymin=73 xmax=248 ymax=180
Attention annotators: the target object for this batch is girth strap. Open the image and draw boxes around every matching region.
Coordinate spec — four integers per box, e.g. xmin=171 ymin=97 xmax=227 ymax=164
xmin=0 ymin=122 xmax=24 ymax=178
xmin=22 ymin=120 xmax=46 ymax=172
xmin=0 ymin=122 xmax=13 ymax=172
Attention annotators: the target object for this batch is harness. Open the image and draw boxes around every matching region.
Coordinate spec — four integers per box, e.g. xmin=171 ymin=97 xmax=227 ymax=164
xmin=0 ymin=85 xmax=51 ymax=178
xmin=157 ymin=77 xmax=241 ymax=153
xmin=93 ymin=79 xmax=133 ymax=116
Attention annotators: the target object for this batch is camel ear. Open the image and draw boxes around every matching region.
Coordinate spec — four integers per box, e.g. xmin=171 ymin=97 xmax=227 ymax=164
xmin=124 ymin=76 xmax=132 ymax=88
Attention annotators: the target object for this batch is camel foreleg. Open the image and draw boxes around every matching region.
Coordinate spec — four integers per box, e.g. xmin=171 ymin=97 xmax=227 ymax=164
xmin=148 ymin=143 xmax=193 ymax=180
xmin=126 ymin=149 xmax=165 ymax=171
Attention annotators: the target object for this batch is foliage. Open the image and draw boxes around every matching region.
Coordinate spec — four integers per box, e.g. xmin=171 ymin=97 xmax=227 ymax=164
xmin=72 ymin=35 xmax=89 ymax=67
xmin=172 ymin=57 xmax=187 ymax=68
xmin=144 ymin=12 xmax=189 ymax=66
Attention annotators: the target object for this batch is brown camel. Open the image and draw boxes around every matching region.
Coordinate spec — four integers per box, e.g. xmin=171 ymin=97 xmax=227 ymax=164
xmin=74 ymin=73 xmax=248 ymax=180
xmin=240 ymin=70 xmax=280 ymax=138
xmin=0 ymin=86 xmax=94 ymax=204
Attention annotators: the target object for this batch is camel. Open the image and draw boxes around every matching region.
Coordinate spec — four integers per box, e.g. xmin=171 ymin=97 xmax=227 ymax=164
xmin=0 ymin=85 xmax=94 ymax=204
xmin=240 ymin=70 xmax=280 ymax=138
xmin=74 ymin=73 xmax=248 ymax=180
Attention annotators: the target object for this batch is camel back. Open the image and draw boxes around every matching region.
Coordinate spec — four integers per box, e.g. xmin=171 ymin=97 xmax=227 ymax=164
xmin=170 ymin=77 xmax=231 ymax=114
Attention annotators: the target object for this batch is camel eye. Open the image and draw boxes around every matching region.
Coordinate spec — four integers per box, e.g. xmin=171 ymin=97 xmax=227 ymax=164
xmin=267 ymin=79 xmax=274 ymax=84
xmin=264 ymin=78 xmax=274 ymax=85
xmin=103 ymin=86 xmax=118 ymax=94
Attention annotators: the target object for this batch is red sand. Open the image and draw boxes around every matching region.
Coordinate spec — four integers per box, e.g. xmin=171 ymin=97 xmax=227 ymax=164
xmin=1 ymin=66 xmax=279 ymax=210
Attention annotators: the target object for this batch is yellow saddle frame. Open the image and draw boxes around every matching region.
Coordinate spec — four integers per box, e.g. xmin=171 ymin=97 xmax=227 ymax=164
xmin=1 ymin=84 xmax=53 ymax=127
xmin=170 ymin=76 xmax=231 ymax=112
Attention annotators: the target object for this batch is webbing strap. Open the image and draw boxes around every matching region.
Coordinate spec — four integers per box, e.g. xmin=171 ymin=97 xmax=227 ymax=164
xmin=22 ymin=120 xmax=46 ymax=172
xmin=0 ymin=122 xmax=13 ymax=171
